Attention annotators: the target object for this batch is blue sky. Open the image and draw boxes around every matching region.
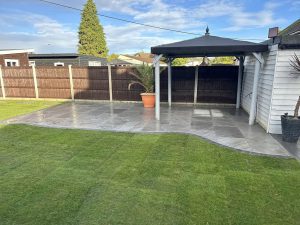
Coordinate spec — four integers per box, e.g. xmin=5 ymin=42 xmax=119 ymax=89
xmin=0 ymin=0 xmax=299 ymax=54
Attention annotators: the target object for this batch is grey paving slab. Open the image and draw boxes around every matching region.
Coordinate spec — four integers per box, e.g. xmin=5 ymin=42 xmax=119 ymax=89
xmin=3 ymin=101 xmax=298 ymax=158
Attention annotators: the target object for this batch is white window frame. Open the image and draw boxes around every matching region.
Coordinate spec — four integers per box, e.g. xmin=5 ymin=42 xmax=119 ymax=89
xmin=29 ymin=61 xmax=36 ymax=67
xmin=88 ymin=61 xmax=102 ymax=66
xmin=5 ymin=59 xmax=20 ymax=67
xmin=54 ymin=62 xmax=65 ymax=67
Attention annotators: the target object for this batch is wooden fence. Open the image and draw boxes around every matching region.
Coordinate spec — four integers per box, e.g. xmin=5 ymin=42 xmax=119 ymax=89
xmin=0 ymin=65 xmax=238 ymax=103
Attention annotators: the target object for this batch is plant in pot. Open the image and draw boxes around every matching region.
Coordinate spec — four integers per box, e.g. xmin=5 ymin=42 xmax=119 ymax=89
xmin=128 ymin=64 xmax=155 ymax=108
xmin=281 ymin=53 xmax=300 ymax=142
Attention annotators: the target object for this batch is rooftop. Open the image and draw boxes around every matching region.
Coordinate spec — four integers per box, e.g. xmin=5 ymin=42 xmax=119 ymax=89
xmin=28 ymin=53 xmax=106 ymax=59
xmin=0 ymin=49 xmax=34 ymax=55
xmin=151 ymin=28 xmax=268 ymax=57
xmin=279 ymin=19 xmax=300 ymax=36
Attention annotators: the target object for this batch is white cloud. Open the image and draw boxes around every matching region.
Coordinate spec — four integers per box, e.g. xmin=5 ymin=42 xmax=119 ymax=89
xmin=52 ymin=0 xmax=153 ymax=16
xmin=199 ymin=0 xmax=287 ymax=31
xmin=194 ymin=0 xmax=242 ymax=18
xmin=105 ymin=24 xmax=182 ymax=53
xmin=0 ymin=12 xmax=77 ymax=53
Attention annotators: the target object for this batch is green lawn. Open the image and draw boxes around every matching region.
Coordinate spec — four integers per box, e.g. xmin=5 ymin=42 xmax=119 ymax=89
xmin=0 ymin=125 xmax=299 ymax=225
xmin=0 ymin=100 xmax=62 ymax=121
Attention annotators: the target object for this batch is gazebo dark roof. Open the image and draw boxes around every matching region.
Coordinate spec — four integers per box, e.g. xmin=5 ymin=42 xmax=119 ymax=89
xmin=151 ymin=32 xmax=268 ymax=57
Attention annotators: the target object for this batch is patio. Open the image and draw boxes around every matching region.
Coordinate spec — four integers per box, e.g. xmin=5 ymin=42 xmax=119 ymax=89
xmin=4 ymin=101 xmax=298 ymax=158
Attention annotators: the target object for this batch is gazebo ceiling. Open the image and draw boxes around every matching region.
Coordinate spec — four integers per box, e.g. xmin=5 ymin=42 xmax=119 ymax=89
xmin=151 ymin=31 xmax=269 ymax=57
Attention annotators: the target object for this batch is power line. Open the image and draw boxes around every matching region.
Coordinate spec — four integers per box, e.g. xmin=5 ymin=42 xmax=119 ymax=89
xmin=38 ymin=0 xmax=201 ymax=36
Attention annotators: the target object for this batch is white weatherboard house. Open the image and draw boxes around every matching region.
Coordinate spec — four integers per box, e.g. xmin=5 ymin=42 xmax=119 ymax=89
xmin=151 ymin=20 xmax=300 ymax=135
xmin=242 ymin=21 xmax=300 ymax=134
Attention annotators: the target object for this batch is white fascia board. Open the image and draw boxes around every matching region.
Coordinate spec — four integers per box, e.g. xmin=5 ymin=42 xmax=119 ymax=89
xmin=0 ymin=49 xmax=35 ymax=55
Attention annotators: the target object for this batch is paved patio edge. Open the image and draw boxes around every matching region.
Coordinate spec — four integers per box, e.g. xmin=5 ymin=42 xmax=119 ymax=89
xmin=2 ymin=122 xmax=293 ymax=159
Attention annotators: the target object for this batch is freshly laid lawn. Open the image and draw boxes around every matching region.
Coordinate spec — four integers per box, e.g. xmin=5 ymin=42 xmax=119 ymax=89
xmin=0 ymin=125 xmax=299 ymax=225
xmin=0 ymin=100 xmax=62 ymax=121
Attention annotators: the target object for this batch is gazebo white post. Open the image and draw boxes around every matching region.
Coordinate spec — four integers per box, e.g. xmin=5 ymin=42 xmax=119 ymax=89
xmin=154 ymin=54 xmax=163 ymax=120
xmin=167 ymin=58 xmax=172 ymax=107
xmin=194 ymin=65 xmax=199 ymax=105
xmin=236 ymin=56 xmax=244 ymax=109
xmin=249 ymin=53 xmax=264 ymax=125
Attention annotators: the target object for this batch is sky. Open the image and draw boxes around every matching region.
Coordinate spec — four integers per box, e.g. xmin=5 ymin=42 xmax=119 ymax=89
xmin=0 ymin=0 xmax=299 ymax=54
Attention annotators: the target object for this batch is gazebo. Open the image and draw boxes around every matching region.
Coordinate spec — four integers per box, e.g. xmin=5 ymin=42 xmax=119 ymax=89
xmin=151 ymin=28 xmax=268 ymax=125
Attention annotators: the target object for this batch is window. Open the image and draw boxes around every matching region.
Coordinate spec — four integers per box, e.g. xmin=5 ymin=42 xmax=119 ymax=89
xmin=88 ymin=61 xmax=102 ymax=66
xmin=29 ymin=61 xmax=36 ymax=66
xmin=54 ymin=62 xmax=65 ymax=67
xmin=5 ymin=59 xmax=20 ymax=67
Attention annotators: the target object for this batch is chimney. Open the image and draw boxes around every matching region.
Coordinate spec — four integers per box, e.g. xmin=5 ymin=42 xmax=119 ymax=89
xmin=268 ymin=27 xmax=279 ymax=38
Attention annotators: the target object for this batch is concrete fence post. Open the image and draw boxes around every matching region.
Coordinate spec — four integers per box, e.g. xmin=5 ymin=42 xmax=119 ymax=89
xmin=68 ymin=65 xmax=74 ymax=101
xmin=0 ymin=65 xmax=6 ymax=99
xmin=193 ymin=66 xmax=199 ymax=104
xmin=32 ymin=65 xmax=39 ymax=99
xmin=108 ymin=64 xmax=113 ymax=102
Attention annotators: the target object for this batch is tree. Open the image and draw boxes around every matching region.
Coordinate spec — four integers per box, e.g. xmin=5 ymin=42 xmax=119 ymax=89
xmin=211 ymin=56 xmax=235 ymax=65
xmin=107 ymin=53 xmax=119 ymax=62
xmin=128 ymin=64 xmax=154 ymax=93
xmin=78 ymin=0 xmax=108 ymax=58
xmin=172 ymin=58 xmax=189 ymax=66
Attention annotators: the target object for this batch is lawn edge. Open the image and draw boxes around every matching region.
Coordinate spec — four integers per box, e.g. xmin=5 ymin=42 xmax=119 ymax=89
xmin=2 ymin=123 xmax=294 ymax=160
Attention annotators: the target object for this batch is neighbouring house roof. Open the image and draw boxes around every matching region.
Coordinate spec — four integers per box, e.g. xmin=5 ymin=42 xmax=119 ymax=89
xmin=151 ymin=31 xmax=268 ymax=57
xmin=110 ymin=59 xmax=132 ymax=65
xmin=28 ymin=53 xmax=108 ymax=66
xmin=264 ymin=19 xmax=300 ymax=49
xmin=120 ymin=53 xmax=167 ymax=65
xmin=279 ymin=19 xmax=300 ymax=36
xmin=29 ymin=53 xmax=80 ymax=58
xmin=123 ymin=54 xmax=154 ymax=64
xmin=29 ymin=53 xmax=107 ymax=61
xmin=0 ymin=49 xmax=34 ymax=55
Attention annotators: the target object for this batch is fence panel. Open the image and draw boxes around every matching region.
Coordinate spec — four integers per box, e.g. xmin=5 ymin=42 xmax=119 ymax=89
xmin=36 ymin=67 xmax=70 ymax=99
xmin=111 ymin=67 xmax=144 ymax=101
xmin=160 ymin=67 xmax=195 ymax=102
xmin=160 ymin=66 xmax=238 ymax=103
xmin=72 ymin=67 xmax=109 ymax=100
xmin=2 ymin=67 xmax=35 ymax=98
xmin=197 ymin=66 xmax=238 ymax=103
xmin=0 ymin=66 xmax=238 ymax=103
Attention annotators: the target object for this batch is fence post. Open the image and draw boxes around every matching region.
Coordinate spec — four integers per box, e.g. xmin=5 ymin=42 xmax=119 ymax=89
xmin=0 ymin=65 xmax=5 ymax=99
xmin=68 ymin=65 xmax=74 ymax=101
xmin=32 ymin=65 xmax=39 ymax=99
xmin=193 ymin=66 xmax=199 ymax=104
xmin=108 ymin=64 xmax=113 ymax=102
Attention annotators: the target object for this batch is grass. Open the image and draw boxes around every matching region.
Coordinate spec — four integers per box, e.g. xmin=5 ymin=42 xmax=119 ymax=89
xmin=0 ymin=100 xmax=62 ymax=121
xmin=0 ymin=124 xmax=299 ymax=225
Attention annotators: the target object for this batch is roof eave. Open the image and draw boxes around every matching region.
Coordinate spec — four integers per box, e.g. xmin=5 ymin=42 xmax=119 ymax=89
xmin=151 ymin=45 xmax=268 ymax=57
xmin=0 ymin=49 xmax=35 ymax=55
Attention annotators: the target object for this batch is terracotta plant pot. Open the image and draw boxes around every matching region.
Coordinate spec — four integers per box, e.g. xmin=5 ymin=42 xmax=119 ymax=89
xmin=141 ymin=93 xmax=155 ymax=108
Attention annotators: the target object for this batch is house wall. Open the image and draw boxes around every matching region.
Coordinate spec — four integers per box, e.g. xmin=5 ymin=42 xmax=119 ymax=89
xmin=29 ymin=56 xmax=107 ymax=67
xmin=268 ymin=48 xmax=300 ymax=134
xmin=241 ymin=45 xmax=278 ymax=130
xmin=0 ymin=53 xmax=30 ymax=67
xmin=29 ymin=57 xmax=80 ymax=66
xmin=77 ymin=55 xmax=107 ymax=66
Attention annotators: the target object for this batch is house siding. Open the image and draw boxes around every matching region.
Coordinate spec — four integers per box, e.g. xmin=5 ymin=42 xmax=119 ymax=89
xmin=77 ymin=55 xmax=107 ymax=66
xmin=0 ymin=53 xmax=30 ymax=67
xmin=29 ymin=56 xmax=107 ymax=67
xmin=241 ymin=45 xmax=278 ymax=130
xmin=268 ymin=48 xmax=300 ymax=134
xmin=30 ymin=58 xmax=80 ymax=67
